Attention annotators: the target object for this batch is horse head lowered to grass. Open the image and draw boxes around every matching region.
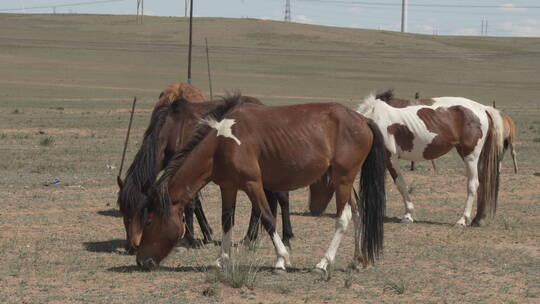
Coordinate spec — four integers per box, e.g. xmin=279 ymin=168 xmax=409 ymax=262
xmin=116 ymin=84 xmax=295 ymax=254
xmin=136 ymin=94 xmax=387 ymax=273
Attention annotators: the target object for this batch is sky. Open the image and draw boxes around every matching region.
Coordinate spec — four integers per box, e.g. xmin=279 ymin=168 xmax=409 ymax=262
xmin=2 ymin=0 xmax=540 ymax=37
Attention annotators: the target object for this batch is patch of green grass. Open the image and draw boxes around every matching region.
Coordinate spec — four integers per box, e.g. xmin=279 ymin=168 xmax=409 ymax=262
xmin=384 ymin=279 xmax=406 ymax=295
xmin=39 ymin=136 xmax=55 ymax=147
xmin=201 ymin=285 xmax=219 ymax=297
xmin=1 ymin=133 xmax=6 ymax=139
xmin=12 ymin=133 xmax=29 ymax=139
xmin=205 ymin=240 xmax=263 ymax=289
xmin=12 ymin=108 xmax=21 ymax=114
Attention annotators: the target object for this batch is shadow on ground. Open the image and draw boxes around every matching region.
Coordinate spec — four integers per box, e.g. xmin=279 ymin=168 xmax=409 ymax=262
xmin=107 ymin=264 xmax=308 ymax=273
xmin=290 ymin=211 xmax=334 ymax=218
xmin=97 ymin=209 xmax=122 ymax=217
xmin=83 ymin=239 xmax=125 ymax=254
xmin=384 ymin=216 xmax=451 ymax=226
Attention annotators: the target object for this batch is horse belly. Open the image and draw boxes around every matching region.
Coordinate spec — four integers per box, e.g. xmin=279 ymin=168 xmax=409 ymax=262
xmin=260 ymin=155 xmax=330 ymax=191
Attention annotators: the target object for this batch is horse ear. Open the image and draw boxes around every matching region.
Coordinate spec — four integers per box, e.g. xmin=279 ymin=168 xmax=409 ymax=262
xmin=116 ymin=176 xmax=125 ymax=189
xmin=142 ymin=181 xmax=152 ymax=195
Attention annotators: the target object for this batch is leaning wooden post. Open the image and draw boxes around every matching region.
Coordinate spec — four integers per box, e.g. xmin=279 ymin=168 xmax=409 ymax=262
xmin=205 ymin=38 xmax=213 ymax=100
xmin=118 ymin=97 xmax=137 ymax=179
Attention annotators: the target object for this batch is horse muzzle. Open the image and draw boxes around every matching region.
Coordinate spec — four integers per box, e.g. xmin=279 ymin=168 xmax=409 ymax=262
xmin=137 ymin=257 xmax=158 ymax=271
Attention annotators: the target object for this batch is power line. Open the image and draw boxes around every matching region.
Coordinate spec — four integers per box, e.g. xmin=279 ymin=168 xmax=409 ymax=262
xmin=296 ymin=0 xmax=540 ymax=9
xmin=0 ymin=0 xmax=125 ymax=12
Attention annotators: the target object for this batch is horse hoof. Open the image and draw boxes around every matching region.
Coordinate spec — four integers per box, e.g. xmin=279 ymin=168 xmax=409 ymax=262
xmin=454 ymin=220 xmax=467 ymax=228
xmin=311 ymin=267 xmax=326 ymax=275
xmin=401 ymin=216 xmax=414 ymax=223
xmin=471 ymin=218 xmax=487 ymax=227
xmin=273 ymin=268 xmax=287 ymax=275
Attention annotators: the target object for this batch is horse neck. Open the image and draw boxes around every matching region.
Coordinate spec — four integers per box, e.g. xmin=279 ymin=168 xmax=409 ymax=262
xmin=166 ymin=131 xmax=219 ymax=204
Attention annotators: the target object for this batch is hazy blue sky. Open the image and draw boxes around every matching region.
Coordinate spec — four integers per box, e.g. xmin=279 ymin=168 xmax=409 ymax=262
xmin=2 ymin=0 xmax=540 ymax=37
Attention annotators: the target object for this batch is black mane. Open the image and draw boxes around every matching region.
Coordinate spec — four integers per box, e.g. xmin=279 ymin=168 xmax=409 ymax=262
xmin=117 ymin=103 xmax=170 ymax=215
xmin=375 ymin=89 xmax=394 ymax=102
xmin=152 ymin=93 xmax=245 ymax=219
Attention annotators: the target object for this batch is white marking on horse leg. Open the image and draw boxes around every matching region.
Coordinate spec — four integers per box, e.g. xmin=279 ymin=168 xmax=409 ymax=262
xmin=216 ymin=228 xmax=233 ymax=268
xmin=316 ymin=204 xmax=352 ymax=271
xmin=272 ymin=232 xmax=291 ymax=270
xmin=391 ymin=158 xmax=415 ymax=222
xmin=204 ymin=118 xmax=241 ymax=145
xmin=457 ymin=156 xmax=479 ymax=226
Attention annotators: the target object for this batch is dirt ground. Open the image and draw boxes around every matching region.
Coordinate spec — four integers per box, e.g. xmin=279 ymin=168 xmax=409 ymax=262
xmin=1 ymin=14 xmax=539 ymax=304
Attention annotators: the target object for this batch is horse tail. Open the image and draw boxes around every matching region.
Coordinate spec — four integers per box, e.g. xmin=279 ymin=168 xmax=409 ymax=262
xmin=473 ymin=107 xmax=503 ymax=226
xmin=359 ymin=119 xmax=386 ymax=264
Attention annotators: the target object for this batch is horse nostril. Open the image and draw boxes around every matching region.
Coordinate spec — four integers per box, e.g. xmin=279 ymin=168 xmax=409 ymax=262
xmin=137 ymin=258 xmax=158 ymax=271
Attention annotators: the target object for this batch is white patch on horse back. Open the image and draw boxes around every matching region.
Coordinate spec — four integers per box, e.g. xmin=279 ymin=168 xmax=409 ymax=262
xmin=358 ymin=96 xmax=437 ymax=161
xmin=204 ymin=118 xmax=241 ymax=145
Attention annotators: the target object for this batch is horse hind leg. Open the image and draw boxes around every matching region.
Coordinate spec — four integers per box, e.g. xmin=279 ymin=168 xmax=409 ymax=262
xmin=193 ymin=192 xmax=214 ymax=244
xmin=456 ymin=154 xmax=479 ymax=226
xmin=276 ymin=191 xmax=294 ymax=248
xmin=308 ymin=173 xmax=334 ymax=216
xmin=315 ymin=183 xmax=353 ymax=273
xmin=510 ymin=142 xmax=518 ymax=173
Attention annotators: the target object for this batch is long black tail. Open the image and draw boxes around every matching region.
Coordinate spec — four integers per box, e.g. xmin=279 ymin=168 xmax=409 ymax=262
xmin=359 ymin=120 xmax=386 ymax=264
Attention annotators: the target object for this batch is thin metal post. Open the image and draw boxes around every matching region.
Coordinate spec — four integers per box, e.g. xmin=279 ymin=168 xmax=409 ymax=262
xmin=187 ymin=0 xmax=194 ymax=84
xmin=118 ymin=97 xmax=137 ymax=179
xmin=205 ymin=38 xmax=213 ymax=100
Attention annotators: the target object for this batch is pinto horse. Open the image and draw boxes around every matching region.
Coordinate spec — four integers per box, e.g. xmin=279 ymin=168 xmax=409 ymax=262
xmin=356 ymin=91 xmax=504 ymax=226
xmin=136 ymin=94 xmax=386 ymax=273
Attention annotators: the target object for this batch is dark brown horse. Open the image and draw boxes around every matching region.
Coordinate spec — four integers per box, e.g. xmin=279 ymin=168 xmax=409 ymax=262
xmin=117 ymin=87 xmax=294 ymax=253
xmin=136 ymin=94 xmax=386 ymax=273
xmin=117 ymin=82 xmax=211 ymax=253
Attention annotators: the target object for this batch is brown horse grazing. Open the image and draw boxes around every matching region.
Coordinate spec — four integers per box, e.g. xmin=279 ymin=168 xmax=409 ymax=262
xmin=117 ymin=82 xmax=213 ymax=253
xmin=501 ymin=113 xmax=518 ymax=173
xmin=136 ymin=94 xmax=386 ymax=273
xmin=157 ymin=96 xmax=295 ymax=247
xmin=357 ymin=91 xmax=504 ymax=227
xmin=117 ymin=90 xmax=294 ymax=253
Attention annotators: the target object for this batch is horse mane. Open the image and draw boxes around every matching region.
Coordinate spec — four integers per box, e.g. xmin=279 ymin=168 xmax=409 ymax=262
xmin=152 ymin=92 xmax=245 ymax=219
xmin=117 ymin=103 xmax=170 ymax=215
xmin=375 ymin=89 xmax=394 ymax=102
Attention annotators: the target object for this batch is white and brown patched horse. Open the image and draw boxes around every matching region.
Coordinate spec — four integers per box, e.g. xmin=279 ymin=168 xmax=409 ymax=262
xmin=357 ymin=91 xmax=504 ymax=227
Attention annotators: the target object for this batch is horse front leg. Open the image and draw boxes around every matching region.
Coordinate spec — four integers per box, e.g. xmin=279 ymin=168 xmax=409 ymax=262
xmin=216 ymin=188 xmax=237 ymax=268
xmin=388 ymin=156 xmax=415 ymax=223
xmin=315 ymin=182 xmax=353 ymax=273
xmin=245 ymin=182 xmax=290 ymax=273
